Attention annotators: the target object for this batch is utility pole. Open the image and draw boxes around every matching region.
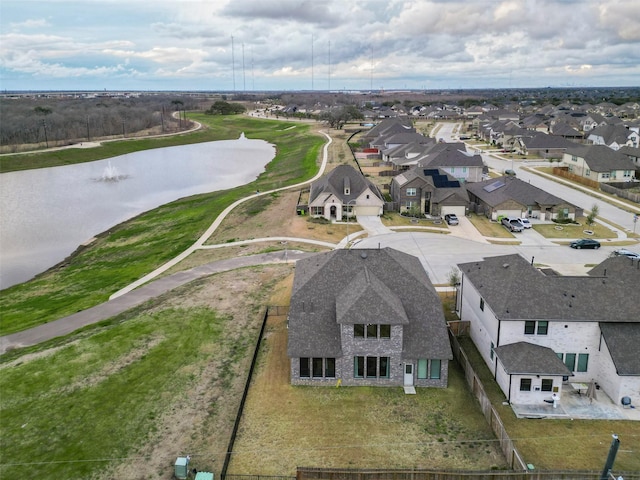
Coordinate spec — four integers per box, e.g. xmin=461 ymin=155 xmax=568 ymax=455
xmin=41 ymin=119 xmax=49 ymax=148
xmin=86 ymin=115 xmax=90 ymax=142
xmin=600 ymin=434 xmax=620 ymax=480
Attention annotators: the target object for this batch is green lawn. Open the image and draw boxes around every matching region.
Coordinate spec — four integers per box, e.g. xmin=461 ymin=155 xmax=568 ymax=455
xmin=0 ymin=115 xmax=325 ymax=336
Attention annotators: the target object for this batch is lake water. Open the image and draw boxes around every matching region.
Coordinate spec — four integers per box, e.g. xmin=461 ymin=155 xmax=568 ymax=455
xmin=0 ymin=137 xmax=275 ymax=289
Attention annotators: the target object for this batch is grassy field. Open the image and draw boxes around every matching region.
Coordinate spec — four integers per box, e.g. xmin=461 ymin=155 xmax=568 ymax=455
xmin=0 ymin=264 xmax=292 ymax=479
xmin=0 ymin=115 xmax=325 ymax=336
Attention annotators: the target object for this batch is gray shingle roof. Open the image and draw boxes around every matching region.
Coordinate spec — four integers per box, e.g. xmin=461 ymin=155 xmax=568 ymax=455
xmin=309 ymin=164 xmax=383 ymax=204
xmin=288 ymin=248 xmax=452 ymax=360
xmin=465 ymin=176 xmax=568 ymax=209
xmin=565 ymin=145 xmax=635 ymax=172
xmin=494 ymin=342 xmax=573 ymax=375
xmin=599 ymin=323 xmax=640 ymax=375
xmin=457 ymin=254 xmax=639 ymax=322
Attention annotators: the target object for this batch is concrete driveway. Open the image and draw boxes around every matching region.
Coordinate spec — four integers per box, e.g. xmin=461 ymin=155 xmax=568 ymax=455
xmin=356 ymin=215 xmax=394 ymax=235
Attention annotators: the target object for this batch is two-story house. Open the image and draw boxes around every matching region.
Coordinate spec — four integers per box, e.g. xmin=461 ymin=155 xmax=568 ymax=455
xmin=287 ymin=248 xmax=453 ymax=388
xmin=390 ymin=167 xmax=469 ymax=217
xmin=562 ymin=145 xmax=636 ymax=183
xmin=456 ymin=254 xmax=640 ymax=407
xmin=417 ymin=146 xmax=485 ymax=183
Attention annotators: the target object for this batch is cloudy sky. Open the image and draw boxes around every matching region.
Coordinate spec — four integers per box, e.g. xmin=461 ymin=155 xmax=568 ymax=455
xmin=1 ymin=0 xmax=639 ymax=92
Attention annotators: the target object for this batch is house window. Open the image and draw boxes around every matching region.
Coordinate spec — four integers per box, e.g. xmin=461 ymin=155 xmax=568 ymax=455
xmin=300 ymin=358 xmax=310 ymax=378
xmin=480 ymin=298 xmax=485 ymax=311
xmin=354 ymin=324 xmax=390 ymax=339
xmin=405 ymin=201 xmax=415 ymax=209
xmin=367 ymin=324 xmax=378 ymax=338
xmin=541 ymin=379 xmax=553 ymax=392
xmin=325 ymin=358 xmax=336 ymax=377
xmin=310 ymin=206 xmax=323 ymax=216
xmin=429 ymin=359 xmax=441 ymax=379
xmin=537 ymin=321 xmax=548 ymax=335
xmin=312 ymin=357 xmax=324 ymax=377
xmin=571 ymin=155 xmax=577 ymax=162
xmin=568 ymin=165 xmax=573 ymax=172
xmin=355 ymin=356 xmax=390 ymax=379
xmin=462 ymin=167 xmax=467 ymax=173
xmin=379 ymin=357 xmax=390 ymax=378
xmin=623 ymin=170 xmax=631 ymax=178
xmin=417 ymin=359 xmax=428 ymax=379
xmin=380 ymin=324 xmax=391 ymax=338
xmin=490 ymin=342 xmax=494 ymax=360
xmin=564 ymin=353 xmax=576 ymax=372
xmin=577 ymin=354 xmax=589 ymax=372
xmin=585 ymin=169 xmax=591 ymax=176
xmin=520 ymin=378 xmax=532 ymax=391
xmin=525 ymin=320 xmax=548 ymax=335
xmin=602 ymin=173 xmax=610 ymax=179
xmin=406 ymin=188 xmax=417 ymax=196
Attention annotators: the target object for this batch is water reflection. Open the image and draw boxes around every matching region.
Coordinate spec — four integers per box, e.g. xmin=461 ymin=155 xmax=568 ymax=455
xmin=0 ymin=138 xmax=274 ymax=289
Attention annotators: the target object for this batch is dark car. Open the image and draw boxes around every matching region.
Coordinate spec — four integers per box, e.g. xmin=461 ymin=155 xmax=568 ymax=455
xmin=570 ymin=238 xmax=601 ymax=249
xmin=444 ymin=213 xmax=459 ymax=225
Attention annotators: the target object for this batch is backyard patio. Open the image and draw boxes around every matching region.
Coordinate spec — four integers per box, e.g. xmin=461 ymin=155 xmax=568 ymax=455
xmin=510 ymin=382 xmax=640 ymax=420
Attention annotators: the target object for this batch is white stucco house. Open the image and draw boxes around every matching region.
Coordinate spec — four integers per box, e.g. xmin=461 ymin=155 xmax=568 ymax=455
xmin=456 ymin=254 xmax=640 ymax=409
xmin=308 ymin=164 xmax=384 ymax=220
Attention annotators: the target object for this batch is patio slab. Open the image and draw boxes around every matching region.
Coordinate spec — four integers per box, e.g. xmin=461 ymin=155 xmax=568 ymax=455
xmin=510 ymin=385 xmax=640 ymax=421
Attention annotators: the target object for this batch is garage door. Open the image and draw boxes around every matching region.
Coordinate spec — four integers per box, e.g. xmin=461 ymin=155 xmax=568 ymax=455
xmin=355 ymin=206 xmax=382 ymax=216
xmin=440 ymin=206 xmax=466 ymax=217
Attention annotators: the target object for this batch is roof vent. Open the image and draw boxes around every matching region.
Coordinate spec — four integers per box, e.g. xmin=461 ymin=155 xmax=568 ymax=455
xmin=503 ymin=263 xmax=509 ymax=268
xmin=360 ymin=252 xmax=368 ymax=259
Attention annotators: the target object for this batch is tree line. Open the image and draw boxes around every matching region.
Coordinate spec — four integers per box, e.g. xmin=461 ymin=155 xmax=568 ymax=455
xmin=0 ymin=94 xmax=207 ymax=152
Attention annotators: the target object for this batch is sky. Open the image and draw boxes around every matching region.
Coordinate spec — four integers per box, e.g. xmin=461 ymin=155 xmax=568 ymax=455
xmin=1 ymin=0 xmax=639 ymax=92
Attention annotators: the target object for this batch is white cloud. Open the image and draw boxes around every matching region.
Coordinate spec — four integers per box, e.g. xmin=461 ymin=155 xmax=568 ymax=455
xmin=0 ymin=0 xmax=638 ymax=89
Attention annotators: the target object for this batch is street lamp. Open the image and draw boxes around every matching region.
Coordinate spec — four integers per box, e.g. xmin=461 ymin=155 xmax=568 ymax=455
xmin=345 ymin=199 xmax=357 ymax=245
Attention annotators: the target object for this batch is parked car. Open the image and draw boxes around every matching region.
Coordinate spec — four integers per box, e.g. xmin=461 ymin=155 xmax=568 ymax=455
xmin=570 ymin=238 xmax=601 ymax=249
xmin=444 ymin=214 xmax=459 ymax=226
xmin=501 ymin=217 xmax=523 ymax=232
xmin=518 ymin=218 xmax=532 ymax=229
xmin=613 ymin=248 xmax=640 ymax=258
xmin=504 ymin=169 xmax=516 ymax=176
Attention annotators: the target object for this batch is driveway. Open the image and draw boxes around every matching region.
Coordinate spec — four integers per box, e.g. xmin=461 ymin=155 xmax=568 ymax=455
xmin=356 ymin=215 xmax=394 ymax=235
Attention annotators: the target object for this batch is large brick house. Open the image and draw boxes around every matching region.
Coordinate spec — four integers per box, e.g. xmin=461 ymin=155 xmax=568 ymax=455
xmin=287 ymin=248 xmax=452 ymax=387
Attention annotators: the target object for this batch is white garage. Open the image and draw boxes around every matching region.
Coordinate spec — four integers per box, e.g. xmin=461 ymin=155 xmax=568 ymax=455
xmin=440 ymin=205 xmax=467 ymax=217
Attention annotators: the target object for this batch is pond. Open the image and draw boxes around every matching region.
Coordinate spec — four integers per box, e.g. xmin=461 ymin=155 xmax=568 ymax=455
xmin=0 ymin=136 xmax=274 ymax=289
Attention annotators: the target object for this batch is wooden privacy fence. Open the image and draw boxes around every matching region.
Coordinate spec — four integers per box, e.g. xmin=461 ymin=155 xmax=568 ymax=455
xmin=447 ymin=332 xmax=527 ymax=471
xmin=296 ymin=467 xmax=640 ymax=480
xmin=552 ymin=167 xmax=600 ymax=189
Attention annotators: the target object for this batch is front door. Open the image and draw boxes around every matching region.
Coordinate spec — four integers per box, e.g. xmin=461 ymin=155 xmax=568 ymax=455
xmin=404 ymin=363 xmax=414 ymax=386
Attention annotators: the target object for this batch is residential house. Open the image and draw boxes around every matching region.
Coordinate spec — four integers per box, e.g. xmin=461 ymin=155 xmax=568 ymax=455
xmin=390 ymin=167 xmax=470 ymax=217
xmin=562 ymin=145 xmax=636 ymax=183
xmin=550 ymin=122 xmax=583 ymax=141
xmin=287 ymin=248 xmax=453 ymax=387
xmin=456 ymin=254 xmax=640 ymax=407
xmin=360 ymin=117 xmax=415 ymax=148
xmin=508 ymin=132 xmax=578 ymax=159
xmin=618 ymin=145 xmax=640 ymax=170
xmin=417 ymin=146 xmax=485 ymax=183
xmin=587 ymin=124 xmax=639 ymax=150
xmin=466 ymin=176 xmax=578 ymax=221
xmin=308 ymin=164 xmax=384 ymax=220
